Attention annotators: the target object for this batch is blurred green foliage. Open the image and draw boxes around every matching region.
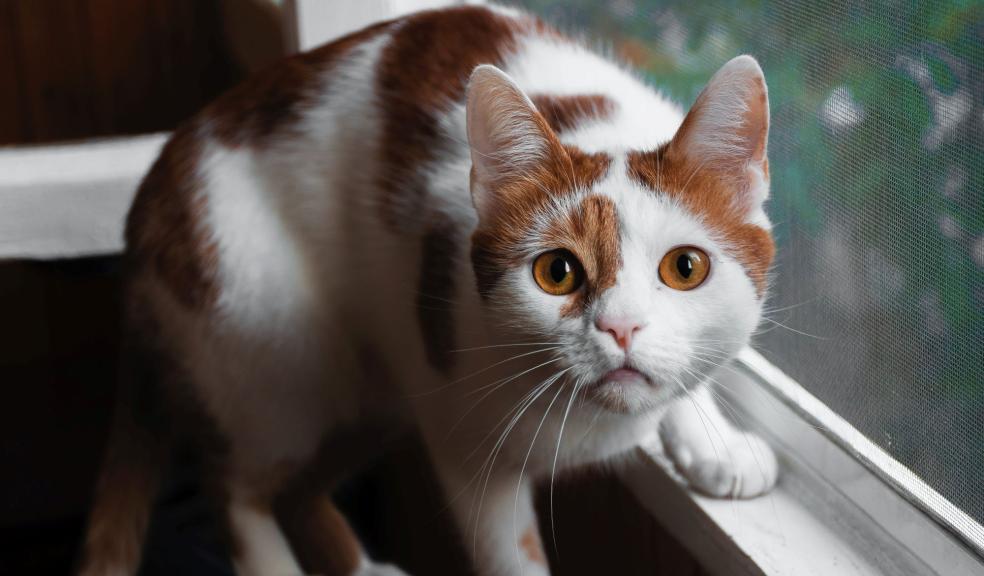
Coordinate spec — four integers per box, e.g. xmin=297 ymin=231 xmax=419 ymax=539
xmin=519 ymin=0 xmax=982 ymax=393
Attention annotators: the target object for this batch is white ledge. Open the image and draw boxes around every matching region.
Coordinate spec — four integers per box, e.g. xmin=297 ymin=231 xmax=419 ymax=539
xmin=0 ymin=133 xmax=167 ymax=260
xmin=624 ymin=454 xmax=890 ymax=576
xmin=737 ymin=348 xmax=984 ymax=559
xmin=622 ymin=348 xmax=984 ymax=576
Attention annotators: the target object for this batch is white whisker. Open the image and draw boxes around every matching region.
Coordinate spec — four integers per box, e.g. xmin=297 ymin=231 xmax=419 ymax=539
xmin=513 ymin=382 xmax=567 ymax=571
xmin=549 ymin=376 xmax=582 ymax=558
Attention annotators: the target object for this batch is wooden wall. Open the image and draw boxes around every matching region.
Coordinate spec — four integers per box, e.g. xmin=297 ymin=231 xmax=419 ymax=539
xmin=0 ymin=0 xmax=247 ymax=145
xmin=0 ymin=258 xmax=122 ymax=574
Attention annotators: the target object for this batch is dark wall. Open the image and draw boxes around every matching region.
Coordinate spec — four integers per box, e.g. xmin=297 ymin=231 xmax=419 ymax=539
xmin=0 ymin=0 xmax=243 ymax=145
xmin=0 ymin=258 xmax=122 ymax=574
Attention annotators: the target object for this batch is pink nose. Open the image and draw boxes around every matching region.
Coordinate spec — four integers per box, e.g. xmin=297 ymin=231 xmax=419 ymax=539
xmin=595 ymin=317 xmax=644 ymax=351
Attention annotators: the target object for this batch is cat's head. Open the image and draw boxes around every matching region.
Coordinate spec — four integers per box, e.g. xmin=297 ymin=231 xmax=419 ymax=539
xmin=466 ymin=56 xmax=774 ymax=414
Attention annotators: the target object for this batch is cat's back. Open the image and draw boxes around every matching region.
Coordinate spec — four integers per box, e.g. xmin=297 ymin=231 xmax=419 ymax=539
xmin=124 ymin=4 xmax=679 ymax=316
xmin=123 ymin=7 xmax=502 ymax=310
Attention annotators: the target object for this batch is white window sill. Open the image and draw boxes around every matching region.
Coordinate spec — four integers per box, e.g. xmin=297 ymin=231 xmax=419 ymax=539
xmin=625 ymin=455 xmax=886 ymax=576
xmin=622 ymin=348 xmax=984 ymax=576
xmin=0 ymin=134 xmax=167 ymax=260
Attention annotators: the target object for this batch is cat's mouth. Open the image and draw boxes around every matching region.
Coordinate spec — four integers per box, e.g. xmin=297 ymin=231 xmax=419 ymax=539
xmin=583 ymin=364 xmax=656 ymax=413
xmin=598 ymin=366 xmax=651 ymax=387
xmin=590 ymin=359 xmax=657 ymax=391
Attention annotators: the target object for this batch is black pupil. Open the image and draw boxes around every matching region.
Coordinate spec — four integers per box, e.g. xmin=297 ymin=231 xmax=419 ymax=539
xmin=676 ymin=253 xmax=693 ymax=279
xmin=549 ymin=256 xmax=571 ymax=283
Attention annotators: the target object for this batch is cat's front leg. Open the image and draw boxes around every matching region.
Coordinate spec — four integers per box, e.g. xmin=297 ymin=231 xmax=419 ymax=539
xmin=660 ymin=383 xmax=777 ymax=498
xmin=440 ymin=467 xmax=551 ymax=576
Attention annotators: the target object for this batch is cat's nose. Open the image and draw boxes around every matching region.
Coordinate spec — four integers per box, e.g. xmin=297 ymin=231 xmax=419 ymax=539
xmin=594 ymin=316 xmax=645 ymax=351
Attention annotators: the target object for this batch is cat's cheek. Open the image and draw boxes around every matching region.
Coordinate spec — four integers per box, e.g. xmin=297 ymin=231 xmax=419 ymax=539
xmin=707 ymin=258 xmax=764 ymax=333
xmin=508 ymin=269 xmax=575 ymax=325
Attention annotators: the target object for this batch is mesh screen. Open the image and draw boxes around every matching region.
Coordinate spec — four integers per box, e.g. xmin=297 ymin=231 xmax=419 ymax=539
xmin=515 ymin=0 xmax=984 ymax=525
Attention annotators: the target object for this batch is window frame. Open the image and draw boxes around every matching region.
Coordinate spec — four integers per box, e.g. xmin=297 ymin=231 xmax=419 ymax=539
xmin=622 ymin=348 xmax=984 ymax=576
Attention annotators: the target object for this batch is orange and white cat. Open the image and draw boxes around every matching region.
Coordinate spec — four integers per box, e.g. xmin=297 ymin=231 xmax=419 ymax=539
xmin=80 ymin=4 xmax=777 ymax=576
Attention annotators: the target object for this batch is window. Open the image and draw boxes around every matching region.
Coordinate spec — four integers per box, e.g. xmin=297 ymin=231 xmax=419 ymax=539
xmin=517 ymin=0 xmax=983 ymax=564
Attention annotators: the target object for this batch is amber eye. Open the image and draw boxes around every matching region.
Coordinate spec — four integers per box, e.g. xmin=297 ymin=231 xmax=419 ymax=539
xmin=532 ymin=249 xmax=584 ymax=295
xmin=659 ymin=246 xmax=710 ymax=290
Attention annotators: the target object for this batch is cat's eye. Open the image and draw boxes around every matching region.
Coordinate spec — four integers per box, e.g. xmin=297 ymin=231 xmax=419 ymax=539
xmin=659 ymin=246 xmax=710 ymax=291
xmin=532 ymin=249 xmax=584 ymax=296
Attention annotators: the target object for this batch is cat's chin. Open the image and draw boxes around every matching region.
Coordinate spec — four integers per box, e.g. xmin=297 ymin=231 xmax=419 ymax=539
xmin=584 ymin=367 xmax=659 ymax=414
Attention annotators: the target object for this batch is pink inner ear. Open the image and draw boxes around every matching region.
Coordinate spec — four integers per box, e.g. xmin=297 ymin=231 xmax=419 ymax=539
xmin=741 ymin=74 xmax=769 ymax=163
xmin=466 ymin=65 xmax=554 ymax=187
xmin=519 ymin=525 xmax=547 ymax=566
xmin=466 ymin=65 xmax=574 ymax=224
xmin=668 ymin=55 xmax=770 ymax=174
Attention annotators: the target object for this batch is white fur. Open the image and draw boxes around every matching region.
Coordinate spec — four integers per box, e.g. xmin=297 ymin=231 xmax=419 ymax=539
xmin=228 ymin=498 xmax=303 ymax=576
xmin=683 ymin=55 xmax=764 ymax=160
xmin=504 ymin=35 xmax=684 ymax=152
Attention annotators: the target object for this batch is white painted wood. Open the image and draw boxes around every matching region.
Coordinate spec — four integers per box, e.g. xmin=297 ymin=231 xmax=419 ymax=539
xmin=0 ymin=134 xmax=167 ymax=259
xmin=285 ymin=0 xmax=383 ymax=51
xmin=284 ymin=0 xmax=474 ymax=52
xmin=734 ymin=348 xmax=984 ymax=566
xmin=623 ymin=347 xmax=984 ymax=576
xmin=624 ymin=458 xmax=893 ymax=576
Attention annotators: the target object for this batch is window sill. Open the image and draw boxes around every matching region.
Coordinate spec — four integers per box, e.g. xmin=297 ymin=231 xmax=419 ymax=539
xmin=0 ymin=133 xmax=167 ymax=260
xmin=622 ymin=348 xmax=984 ymax=576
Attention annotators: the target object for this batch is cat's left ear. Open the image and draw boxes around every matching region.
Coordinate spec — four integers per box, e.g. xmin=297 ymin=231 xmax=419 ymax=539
xmin=665 ymin=55 xmax=770 ymax=215
xmin=466 ymin=64 xmax=565 ymax=222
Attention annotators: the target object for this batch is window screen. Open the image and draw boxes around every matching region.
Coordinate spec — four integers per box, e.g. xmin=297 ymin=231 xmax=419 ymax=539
xmin=514 ymin=1 xmax=984 ymax=525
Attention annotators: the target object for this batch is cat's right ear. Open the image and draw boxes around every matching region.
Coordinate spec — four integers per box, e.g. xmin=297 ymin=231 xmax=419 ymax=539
xmin=664 ymin=55 xmax=771 ymax=216
xmin=466 ymin=65 xmax=562 ymax=221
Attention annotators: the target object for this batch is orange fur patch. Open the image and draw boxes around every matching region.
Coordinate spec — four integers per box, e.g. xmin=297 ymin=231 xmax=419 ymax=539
xmin=626 ymin=148 xmax=774 ymax=294
xmin=520 ymin=525 xmax=547 ymax=566
xmin=470 ymin=144 xmax=612 ymax=300
xmin=127 ymin=20 xmax=397 ymax=310
xmin=376 ymin=7 xmax=524 ymax=230
xmin=126 ymin=127 xmax=218 ymax=310
xmin=469 ymin=66 xmax=613 ymax=300
xmin=530 ymin=94 xmax=616 ymax=133
xmin=278 ymin=492 xmax=364 ymax=575
xmin=543 ymin=195 xmax=621 ymax=317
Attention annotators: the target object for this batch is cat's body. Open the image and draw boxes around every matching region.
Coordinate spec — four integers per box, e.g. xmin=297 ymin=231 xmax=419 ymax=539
xmin=81 ymin=5 xmax=777 ymax=576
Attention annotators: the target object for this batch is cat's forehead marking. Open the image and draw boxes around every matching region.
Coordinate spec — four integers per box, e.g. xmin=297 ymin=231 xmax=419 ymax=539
xmin=542 ymin=194 xmax=621 ymax=318
xmin=470 ymin=146 xmax=613 ymax=298
xmin=626 ymin=148 xmax=774 ymax=294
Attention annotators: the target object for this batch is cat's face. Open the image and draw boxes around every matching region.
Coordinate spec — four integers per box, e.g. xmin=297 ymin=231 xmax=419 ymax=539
xmin=467 ymin=57 xmax=774 ymax=414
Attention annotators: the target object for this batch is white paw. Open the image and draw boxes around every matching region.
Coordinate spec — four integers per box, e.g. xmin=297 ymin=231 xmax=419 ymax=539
xmin=352 ymin=560 xmax=410 ymax=576
xmin=665 ymin=431 xmax=778 ymax=499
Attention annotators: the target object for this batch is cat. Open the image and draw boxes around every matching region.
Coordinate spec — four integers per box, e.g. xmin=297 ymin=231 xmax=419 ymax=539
xmin=79 ymin=4 xmax=777 ymax=576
